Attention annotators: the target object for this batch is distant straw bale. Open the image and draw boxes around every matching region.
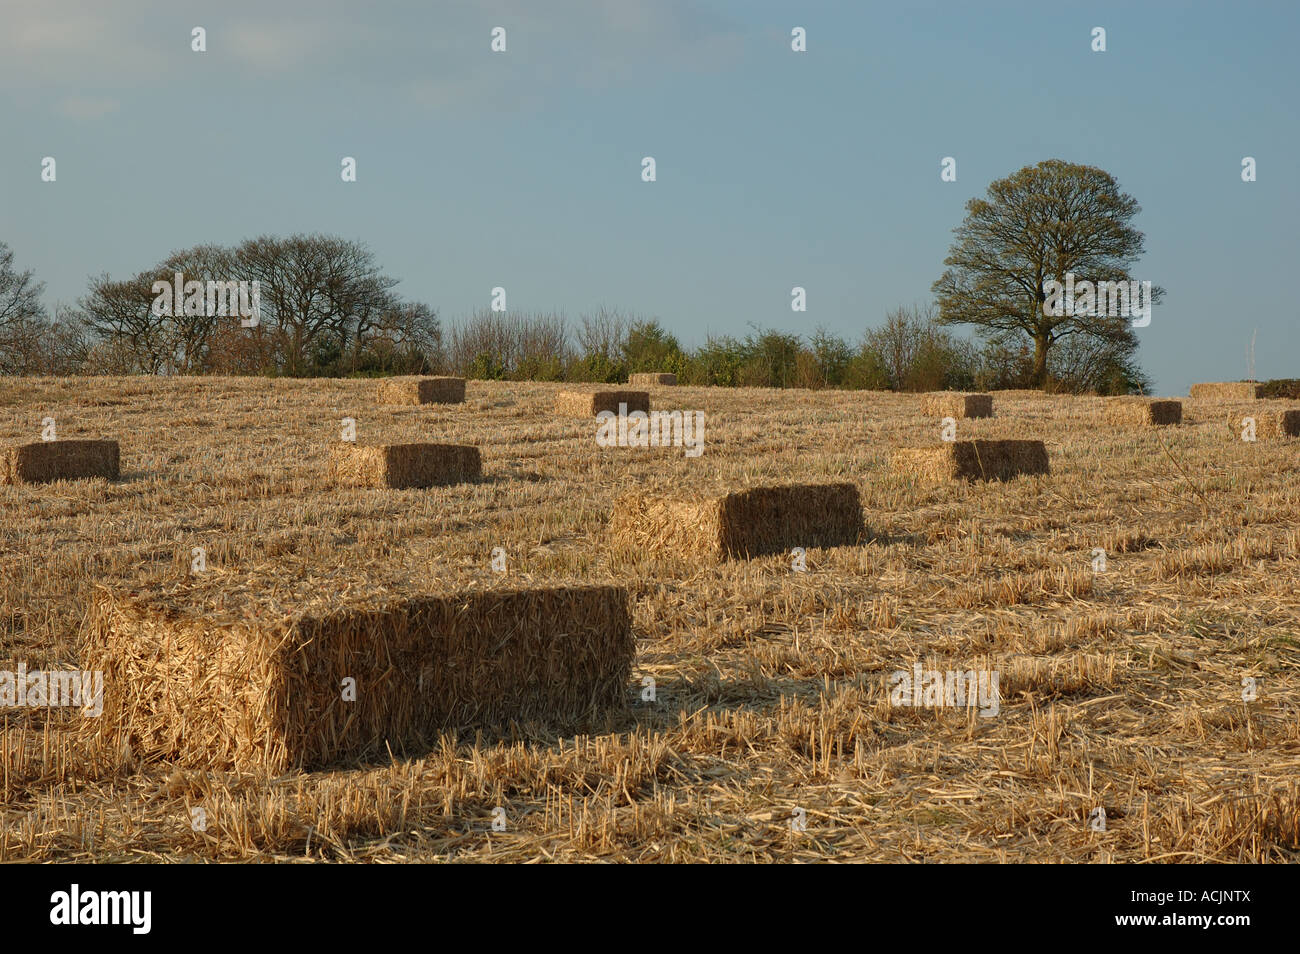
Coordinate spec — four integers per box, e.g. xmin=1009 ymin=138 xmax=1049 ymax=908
xmin=0 ymin=440 xmax=119 ymax=485
xmin=555 ymin=390 xmax=650 ymax=417
xmin=1190 ymin=382 xmax=1262 ymax=400
xmin=891 ymin=440 xmax=1049 ymax=482
xmin=1104 ymin=399 xmax=1182 ymax=427
xmin=920 ymin=393 xmax=993 ymax=419
xmin=628 ymin=373 xmax=677 ymax=386
xmin=330 ymin=442 xmax=479 ymax=488
xmin=81 ymin=575 xmax=634 ymax=772
xmin=610 ymin=482 xmax=863 ymax=561
xmin=377 ymin=376 xmax=465 ymax=405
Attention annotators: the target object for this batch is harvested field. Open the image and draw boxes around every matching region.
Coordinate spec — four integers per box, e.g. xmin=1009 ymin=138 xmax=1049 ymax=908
xmin=2 ymin=378 xmax=1299 ymax=863
xmin=329 ymin=442 xmax=480 ymax=488
xmin=0 ymin=439 xmax=119 ymax=485
xmin=609 ymin=482 xmax=864 ymax=562
xmin=628 ymin=373 xmax=676 ymax=386
xmin=892 ymin=439 xmax=1050 ymax=482
xmin=554 ymin=389 xmax=650 ymax=417
xmin=920 ymin=392 xmax=993 ymax=419
xmin=1103 ymin=399 xmax=1183 ymax=427
xmin=82 ymin=573 xmax=632 ymax=773
xmin=377 ymin=376 xmax=466 ymax=405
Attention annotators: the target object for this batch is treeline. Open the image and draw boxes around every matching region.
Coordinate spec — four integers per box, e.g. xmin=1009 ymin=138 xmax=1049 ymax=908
xmin=440 ymin=304 xmax=1149 ymax=394
xmin=0 ymin=236 xmax=1149 ymax=393
xmin=0 ymin=236 xmax=437 ymax=377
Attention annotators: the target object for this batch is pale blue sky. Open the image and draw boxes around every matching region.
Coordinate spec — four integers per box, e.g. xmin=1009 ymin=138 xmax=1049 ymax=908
xmin=2 ymin=0 xmax=1296 ymax=393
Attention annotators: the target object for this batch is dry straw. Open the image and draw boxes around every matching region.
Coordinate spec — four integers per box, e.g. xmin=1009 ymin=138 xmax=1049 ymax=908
xmin=0 ymin=440 xmax=119 ymax=485
xmin=80 ymin=575 xmax=634 ymax=773
xmin=330 ymin=443 xmax=480 ymax=488
xmin=1190 ymin=382 xmax=1262 ymax=400
xmin=376 ymin=376 xmax=466 ymax=405
xmin=610 ymin=482 xmax=864 ymax=561
xmin=555 ymin=390 xmax=650 ymax=417
xmin=920 ymin=393 xmax=993 ymax=419
xmin=1103 ymin=399 xmax=1182 ymax=427
xmin=892 ymin=440 xmax=1050 ymax=482
xmin=1226 ymin=409 xmax=1300 ymax=440
xmin=628 ymin=373 xmax=677 ymax=386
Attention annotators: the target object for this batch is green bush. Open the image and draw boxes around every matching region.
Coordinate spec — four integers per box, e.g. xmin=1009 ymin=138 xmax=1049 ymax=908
xmin=466 ymin=350 xmax=506 ymax=380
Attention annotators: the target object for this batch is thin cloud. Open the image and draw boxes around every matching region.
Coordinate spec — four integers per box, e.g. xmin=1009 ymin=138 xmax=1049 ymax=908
xmin=56 ymin=96 xmax=121 ymax=120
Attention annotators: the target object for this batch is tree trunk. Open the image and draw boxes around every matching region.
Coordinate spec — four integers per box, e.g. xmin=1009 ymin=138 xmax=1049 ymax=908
xmin=1031 ymin=333 xmax=1050 ymax=388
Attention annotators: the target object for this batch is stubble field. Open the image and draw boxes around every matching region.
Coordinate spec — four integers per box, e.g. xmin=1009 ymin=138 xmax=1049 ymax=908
xmin=1 ymin=376 xmax=1298 ymax=862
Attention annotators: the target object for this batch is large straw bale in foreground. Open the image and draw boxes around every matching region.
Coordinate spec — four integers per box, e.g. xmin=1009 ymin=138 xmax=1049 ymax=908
xmin=377 ymin=376 xmax=466 ymax=405
xmin=0 ymin=440 xmax=119 ymax=485
xmin=555 ymin=390 xmax=650 ymax=417
xmin=330 ymin=442 xmax=480 ymax=488
xmin=610 ymin=482 xmax=864 ymax=561
xmin=628 ymin=373 xmax=676 ymax=386
xmin=1190 ymin=382 xmax=1262 ymax=401
xmin=81 ymin=575 xmax=634 ymax=772
xmin=1104 ymin=399 xmax=1182 ymax=427
xmin=1226 ymin=409 xmax=1300 ymax=440
xmin=892 ymin=440 xmax=1049 ymax=482
xmin=920 ymin=393 xmax=993 ymax=419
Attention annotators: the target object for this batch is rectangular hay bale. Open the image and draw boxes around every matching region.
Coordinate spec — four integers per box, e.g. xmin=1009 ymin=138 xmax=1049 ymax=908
xmin=1103 ymin=399 xmax=1182 ymax=426
xmin=0 ymin=440 xmax=119 ymax=485
xmin=610 ymin=482 xmax=864 ymax=562
xmin=1226 ymin=409 xmax=1300 ymax=440
xmin=329 ymin=442 xmax=480 ymax=488
xmin=891 ymin=440 xmax=1050 ymax=482
xmin=377 ymin=376 xmax=466 ymax=405
xmin=628 ymin=373 xmax=677 ymax=386
xmin=554 ymin=389 xmax=650 ymax=417
xmin=81 ymin=578 xmax=634 ymax=772
xmin=919 ymin=392 xmax=993 ymax=419
xmin=1190 ymin=382 xmax=1262 ymax=400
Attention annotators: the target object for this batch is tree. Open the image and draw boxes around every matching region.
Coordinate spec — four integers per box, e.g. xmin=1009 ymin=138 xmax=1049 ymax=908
xmin=77 ymin=270 xmax=171 ymax=373
xmin=75 ymin=234 xmax=434 ymax=376
xmin=622 ymin=318 xmax=687 ymax=376
xmin=236 ymin=234 xmax=399 ymax=376
xmin=0 ymin=243 xmax=49 ymax=373
xmin=932 ymin=159 xmax=1160 ymax=387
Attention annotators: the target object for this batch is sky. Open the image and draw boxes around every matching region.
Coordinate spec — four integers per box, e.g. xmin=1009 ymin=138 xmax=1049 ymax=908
xmin=2 ymin=0 xmax=1296 ymax=394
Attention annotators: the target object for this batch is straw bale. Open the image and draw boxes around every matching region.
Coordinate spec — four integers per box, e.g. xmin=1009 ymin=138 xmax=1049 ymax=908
xmin=81 ymin=574 xmax=633 ymax=772
xmin=0 ymin=440 xmax=119 ymax=485
xmin=1226 ymin=409 xmax=1300 ymax=440
xmin=891 ymin=440 xmax=1050 ymax=482
xmin=920 ymin=393 xmax=993 ymax=419
xmin=628 ymin=373 xmax=677 ymax=386
xmin=330 ymin=442 xmax=479 ymax=488
xmin=376 ymin=376 xmax=465 ymax=405
xmin=610 ymin=482 xmax=863 ymax=561
xmin=554 ymin=390 xmax=650 ymax=417
xmin=1190 ymin=382 xmax=1262 ymax=400
xmin=1104 ymin=399 xmax=1182 ymax=427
